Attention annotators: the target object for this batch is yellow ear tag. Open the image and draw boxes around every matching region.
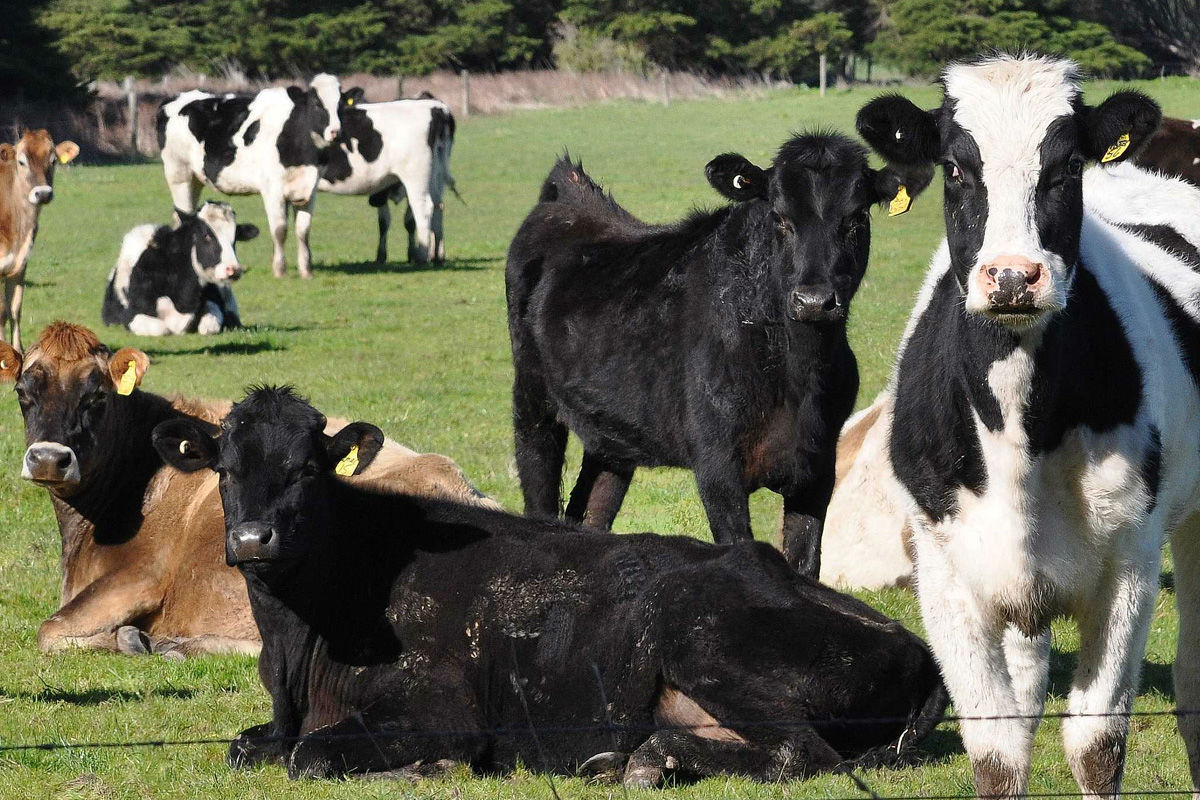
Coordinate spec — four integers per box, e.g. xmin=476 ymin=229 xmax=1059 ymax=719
xmin=335 ymin=445 xmax=359 ymax=477
xmin=346 ymin=97 xmax=355 ymax=106
xmin=888 ymin=185 xmax=912 ymax=217
xmin=116 ymin=360 xmax=138 ymax=396
xmin=1101 ymin=132 xmax=1131 ymax=163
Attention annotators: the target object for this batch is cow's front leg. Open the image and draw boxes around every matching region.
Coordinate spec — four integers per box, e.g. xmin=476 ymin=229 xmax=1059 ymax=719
xmin=294 ymin=199 xmax=315 ymax=279
xmin=37 ymin=572 xmax=162 ymax=653
xmin=1170 ymin=514 xmax=1200 ymax=797
xmin=1062 ymin=547 xmax=1160 ymax=798
xmin=912 ymin=533 xmax=1033 ymax=797
xmin=371 ymin=193 xmax=391 ymax=264
xmin=264 ymin=195 xmax=289 ymax=277
xmin=229 ymin=722 xmax=288 ymax=769
xmin=7 ymin=279 xmax=24 ymax=352
xmin=780 ymin=471 xmax=835 ymax=578
xmin=565 ymin=451 xmax=635 ymax=530
xmin=694 ymin=458 xmax=752 ymax=545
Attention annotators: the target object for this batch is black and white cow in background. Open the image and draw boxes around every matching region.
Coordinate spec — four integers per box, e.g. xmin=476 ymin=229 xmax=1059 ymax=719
xmin=102 ymin=201 xmax=258 ymax=336
xmin=156 ymin=74 xmax=342 ymax=279
xmin=319 ymin=88 xmax=456 ymax=265
xmin=856 ymin=53 xmax=1200 ymax=798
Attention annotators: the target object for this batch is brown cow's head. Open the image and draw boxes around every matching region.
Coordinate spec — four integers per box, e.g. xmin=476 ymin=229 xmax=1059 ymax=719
xmin=0 ymin=322 xmax=147 ymax=497
xmin=0 ymin=129 xmax=80 ymax=206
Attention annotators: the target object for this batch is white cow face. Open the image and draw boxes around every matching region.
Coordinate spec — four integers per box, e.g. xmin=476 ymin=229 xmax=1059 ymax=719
xmin=309 ymin=73 xmax=343 ymax=144
xmin=185 ymin=202 xmax=259 ymax=283
xmin=857 ymin=54 xmax=1161 ymax=330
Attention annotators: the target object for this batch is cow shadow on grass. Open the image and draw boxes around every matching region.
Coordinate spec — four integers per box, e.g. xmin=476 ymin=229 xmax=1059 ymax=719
xmin=4 ymin=686 xmax=195 ymax=705
xmin=1048 ymin=649 xmax=1175 ymax=700
xmin=319 ymin=257 xmax=492 ymax=276
xmin=140 ymin=339 xmax=284 ymax=358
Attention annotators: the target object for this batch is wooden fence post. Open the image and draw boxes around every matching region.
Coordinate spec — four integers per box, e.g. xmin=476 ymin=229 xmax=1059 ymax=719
xmin=661 ymin=70 xmax=670 ymax=107
xmin=819 ymin=53 xmax=827 ymax=97
xmin=397 ymin=75 xmax=404 ymax=100
xmin=460 ymin=70 xmax=470 ymax=118
xmin=124 ymin=75 xmax=138 ymax=154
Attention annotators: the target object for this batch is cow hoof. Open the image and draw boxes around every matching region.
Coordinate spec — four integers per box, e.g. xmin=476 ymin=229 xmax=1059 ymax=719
xmin=115 ymin=626 xmax=151 ymax=656
xmin=623 ymin=765 xmax=666 ymax=790
xmin=578 ymin=751 xmax=628 ymax=783
xmin=299 ymin=269 xmax=314 ymax=280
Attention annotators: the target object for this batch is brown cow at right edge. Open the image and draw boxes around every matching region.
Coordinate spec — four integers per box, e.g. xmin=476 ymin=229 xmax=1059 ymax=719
xmin=1 ymin=130 xmax=79 ymax=350
xmin=0 ymin=321 xmax=497 ymax=657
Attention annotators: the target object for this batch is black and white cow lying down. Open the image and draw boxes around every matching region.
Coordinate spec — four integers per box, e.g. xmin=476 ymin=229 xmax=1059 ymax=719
xmin=507 ymin=136 xmax=918 ymax=577
xmin=156 ymin=74 xmax=342 ymax=278
xmin=152 ymin=386 xmax=946 ymax=784
xmin=320 ymin=88 xmax=456 ymax=265
xmin=855 ymin=53 xmax=1200 ymax=798
xmin=102 ymin=202 xmax=258 ymax=336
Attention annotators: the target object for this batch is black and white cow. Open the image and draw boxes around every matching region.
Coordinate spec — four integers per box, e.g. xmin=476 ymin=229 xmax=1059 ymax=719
xmin=156 ymin=74 xmax=342 ymax=278
xmin=151 ymin=385 xmax=947 ymax=784
xmin=855 ymin=53 xmax=1200 ymax=798
xmin=319 ymin=89 xmax=456 ymax=264
xmin=507 ymin=137 xmax=911 ymax=576
xmin=102 ymin=202 xmax=258 ymax=336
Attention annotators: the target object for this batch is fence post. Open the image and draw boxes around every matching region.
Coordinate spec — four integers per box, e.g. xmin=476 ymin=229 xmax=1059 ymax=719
xmin=397 ymin=75 xmax=404 ymax=100
xmin=819 ymin=53 xmax=827 ymax=97
xmin=124 ymin=75 xmax=138 ymax=154
xmin=461 ymin=70 xmax=470 ymax=118
xmin=661 ymin=70 xmax=670 ymax=107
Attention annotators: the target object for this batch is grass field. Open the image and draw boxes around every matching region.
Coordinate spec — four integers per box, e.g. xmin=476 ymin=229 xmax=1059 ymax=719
xmin=2 ymin=77 xmax=1199 ymax=799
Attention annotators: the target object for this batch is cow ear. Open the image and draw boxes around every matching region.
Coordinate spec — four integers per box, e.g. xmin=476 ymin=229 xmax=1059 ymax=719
xmin=235 ymin=223 xmax=259 ymax=242
xmin=1083 ymin=91 xmax=1162 ymax=165
xmin=0 ymin=144 xmax=13 ymax=163
xmin=55 ymin=141 xmax=80 ymax=165
xmin=287 ymin=86 xmax=307 ymax=105
xmin=108 ymin=347 xmax=149 ymax=395
xmin=342 ymin=87 xmax=365 ymax=107
xmin=325 ymin=421 xmax=385 ymax=477
xmin=0 ymin=340 xmax=22 ymax=383
xmin=857 ymin=93 xmax=941 ymax=167
xmin=152 ymin=417 xmax=220 ymax=472
xmin=705 ymin=154 xmax=767 ymax=202
xmin=870 ymin=164 xmax=934 ymax=217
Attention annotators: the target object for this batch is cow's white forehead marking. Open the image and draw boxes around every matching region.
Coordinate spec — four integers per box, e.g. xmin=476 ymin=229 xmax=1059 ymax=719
xmin=309 ymin=73 xmax=341 ymax=112
xmin=943 ymin=55 xmax=1079 ymax=170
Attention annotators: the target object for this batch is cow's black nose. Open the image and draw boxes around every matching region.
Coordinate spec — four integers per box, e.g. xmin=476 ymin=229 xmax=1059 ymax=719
xmin=790 ymin=286 xmax=843 ymax=323
xmin=227 ymin=523 xmax=277 ymax=564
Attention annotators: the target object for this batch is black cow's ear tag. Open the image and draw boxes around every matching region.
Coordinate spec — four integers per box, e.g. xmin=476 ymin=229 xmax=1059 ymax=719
xmin=335 ymin=445 xmax=360 ymax=477
xmin=888 ymin=185 xmax=912 ymax=217
xmin=117 ymin=360 xmax=138 ymax=396
xmin=346 ymin=97 xmax=355 ymax=106
xmin=1101 ymin=132 xmax=1131 ymax=163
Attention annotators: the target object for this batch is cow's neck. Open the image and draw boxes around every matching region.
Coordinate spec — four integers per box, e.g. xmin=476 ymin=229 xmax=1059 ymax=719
xmin=0 ymin=170 xmax=33 ymax=269
xmin=55 ymin=391 xmax=188 ymax=549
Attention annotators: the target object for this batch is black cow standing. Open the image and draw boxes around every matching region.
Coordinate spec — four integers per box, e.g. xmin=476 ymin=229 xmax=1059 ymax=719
xmin=505 ymin=135 xmax=915 ymax=576
xmin=153 ymin=386 xmax=946 ymax=785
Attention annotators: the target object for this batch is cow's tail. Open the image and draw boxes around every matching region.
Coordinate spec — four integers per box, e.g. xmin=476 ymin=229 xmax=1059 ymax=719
xmin=841 ymin=676 xmax=949 ymax=773
xmin=429 ymin=105 xmax=461 ymax=205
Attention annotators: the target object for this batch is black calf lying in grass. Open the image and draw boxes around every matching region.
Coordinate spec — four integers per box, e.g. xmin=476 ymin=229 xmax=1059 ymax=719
xmin=505 ymin=134 xmax=920 ymax=576
xmin=153 ymin=386 xmax=946 ymax=784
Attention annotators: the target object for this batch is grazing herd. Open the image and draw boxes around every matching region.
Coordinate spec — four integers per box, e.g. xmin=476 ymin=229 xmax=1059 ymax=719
xmin=5 ymin=51 xmax=1200 ymax=796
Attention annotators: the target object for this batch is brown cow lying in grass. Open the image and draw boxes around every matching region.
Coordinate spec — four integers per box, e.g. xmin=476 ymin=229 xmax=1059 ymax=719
xmin=0 ymin=321 xmax=496 ymax=656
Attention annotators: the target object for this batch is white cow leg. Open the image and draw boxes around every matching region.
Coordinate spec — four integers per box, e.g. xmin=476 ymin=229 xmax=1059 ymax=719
xmin=375 ymin=203 xmax=391 ymax=265
xmin=1062 ymin=542 xmax=1160 ymax=798
xmin=407 ymin=194 xmax=434 ymax=265
xmin=197 ymin=300 xmax=223 ymax=335
xmin=1171 ymin=516 xmax=1200 ymax=799
xmin=914 ymin=536 xmax=1032 ymax=797
xmin=265 ymin=196 xmax=289 ymax=278
xmin=156 ymin=297 xmax=195 ymax=335
xmin=128 ymin=314 xmax=169 ymax=337
xmin=295 ymin=201 xmax=314 ymax=279
xmin=1003 ymin=625 xmax=1050 ymax=740
xmin=4 ymin=279 xmax=21 ymax=351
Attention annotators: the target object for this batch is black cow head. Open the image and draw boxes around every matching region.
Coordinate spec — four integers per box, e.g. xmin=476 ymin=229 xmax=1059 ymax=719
xmin=0 ymin=322 xmax=148 ymax=497
xmin=856 ymin=53 xmax=1160 ymax=329
xmin=704 ymin=133 xmax=916 ymax=325
xmin=175 ymin=201 xmax=259 ymax=283
xmin=152 ymin=386 xmax=383 ymax=572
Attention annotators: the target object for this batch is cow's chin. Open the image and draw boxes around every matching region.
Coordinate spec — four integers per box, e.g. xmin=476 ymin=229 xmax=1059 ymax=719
xmin=29 ymin=476 xmax=82 ymax=498
xmin=965 ymin=288 xmax=1065 ymax=331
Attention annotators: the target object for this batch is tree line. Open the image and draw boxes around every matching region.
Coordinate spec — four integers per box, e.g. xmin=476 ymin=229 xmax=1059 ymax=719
xmin=3 ymin=0 xmax=1196 ymax=102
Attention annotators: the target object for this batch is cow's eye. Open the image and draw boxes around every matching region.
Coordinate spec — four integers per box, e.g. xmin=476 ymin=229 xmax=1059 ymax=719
xmin=945 ymin=161 xmax=963 ymax=184
xmin=1066 ymin=156 xmax=1084 ymax=177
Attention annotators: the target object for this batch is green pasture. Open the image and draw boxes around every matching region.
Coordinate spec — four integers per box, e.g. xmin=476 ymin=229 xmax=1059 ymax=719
xmin=1 ymin=78 xmax=1198 ymax=799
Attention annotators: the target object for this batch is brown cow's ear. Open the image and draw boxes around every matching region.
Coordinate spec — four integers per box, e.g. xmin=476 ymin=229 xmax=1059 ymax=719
xmin=55 ymin=141 xmax=80 ymax=165
xmin=0 ymin=144 xmax=13 ymax=163
xmin=108 ymin=347 xmax=149 ymax=395
xmin=152 ymin=417 xmax=220 ymax=472
xmin=326 ymin=421 xmax=385 ymax=477
xmin=0 ymin=341 xmax=22 ymax=383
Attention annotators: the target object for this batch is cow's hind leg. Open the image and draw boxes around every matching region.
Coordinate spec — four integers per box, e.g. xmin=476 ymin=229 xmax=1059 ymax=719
xmin=1172 ymin=513 xmax=1200 ymax=797
xmin=265 ymin=195 xmax=289 ymax=277
xmin=1062 ymin=537 xmax=1161 ymax=798
xmin=369 ymin=189 xmax=391 ymax=264
xmin=565 ymin=451 xmax=634 ymax=530
xmin=512 ymin=369 xmax=567 ymax=519
xmin=624 ymin=726 xmax=840 ymax=787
